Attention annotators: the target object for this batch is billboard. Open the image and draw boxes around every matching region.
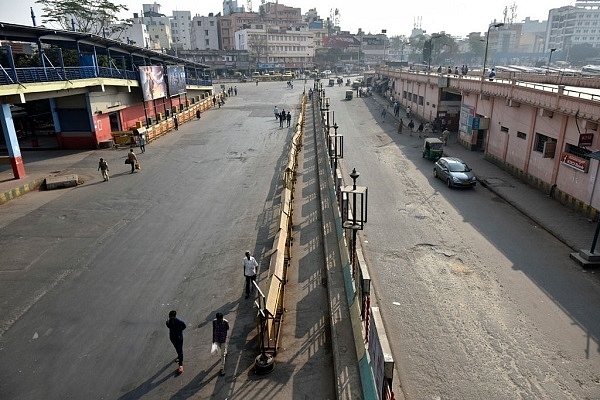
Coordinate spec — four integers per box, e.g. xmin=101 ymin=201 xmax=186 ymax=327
xmin=139 ymin=66 xmax=167 ymax=101
xmin=166 ymin=65 xmax=187 ymax=97
xmin=322 ymin=35 xmax=361 ymax=48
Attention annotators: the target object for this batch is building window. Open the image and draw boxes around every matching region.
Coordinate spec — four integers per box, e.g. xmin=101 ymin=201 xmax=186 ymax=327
xmin=197 ymin=21 xmax=201 ymax=26
xmin=418 ymin=96 xmax=424 ymax=106
xmin=565 ymin=143 xmax=591 ymax=160
xmin=517 ymin=131 xmax=526 ymax=139
xmin=210 ymin=21 xmax=215 ymax=26
xmin=500 ymin=126 xmax=509 ymax=133
xmin=534 ymin=132 xmax=551 ymax=152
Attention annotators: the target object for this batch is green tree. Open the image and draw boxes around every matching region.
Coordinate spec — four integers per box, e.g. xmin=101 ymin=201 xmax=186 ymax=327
xmin=35 ymin=0 xmax=130 ymax=37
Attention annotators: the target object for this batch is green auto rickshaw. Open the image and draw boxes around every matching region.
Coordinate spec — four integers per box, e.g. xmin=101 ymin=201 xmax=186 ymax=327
xmin=423 ymin=137 xmax=444 ymax=160
xmin=345 ymin=90 xmax=353 ymax=100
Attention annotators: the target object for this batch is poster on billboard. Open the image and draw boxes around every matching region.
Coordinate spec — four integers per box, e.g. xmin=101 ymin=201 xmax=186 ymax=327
xmin=167 ymin=65 xmax=187 ymax=97
xmin=139 ymin=66 xmax=167 ymax=101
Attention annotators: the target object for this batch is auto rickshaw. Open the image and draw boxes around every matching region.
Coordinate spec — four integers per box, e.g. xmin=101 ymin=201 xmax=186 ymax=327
xmin=328 ymin=78 xmax=335 ymax=86
xmin=423 ymin=137 xmax=444 ymax=160
xmin=345 ymin=90 xmax=353 ymax=100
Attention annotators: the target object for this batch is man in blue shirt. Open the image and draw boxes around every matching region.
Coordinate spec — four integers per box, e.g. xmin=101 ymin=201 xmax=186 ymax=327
xmin=213 ymin=312 xmax=230 ymax=376
xmin=166 ymin=310 xmax=187 ymax=373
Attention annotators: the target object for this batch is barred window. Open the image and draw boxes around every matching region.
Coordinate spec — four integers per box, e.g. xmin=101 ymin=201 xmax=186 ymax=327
xmin=565 ymin=143 xmax=591 ymax=160
xmin=534 ymin=132 xmax=551 ymax=152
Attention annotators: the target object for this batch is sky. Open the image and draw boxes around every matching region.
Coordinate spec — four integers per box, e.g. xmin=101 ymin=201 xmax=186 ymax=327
xmin=1 ymin=0 xmax=574 ymax=38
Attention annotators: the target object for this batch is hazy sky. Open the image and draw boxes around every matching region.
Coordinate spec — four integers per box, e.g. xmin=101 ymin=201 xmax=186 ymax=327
xmin=2 ymin=0 xmax=574 ymax=37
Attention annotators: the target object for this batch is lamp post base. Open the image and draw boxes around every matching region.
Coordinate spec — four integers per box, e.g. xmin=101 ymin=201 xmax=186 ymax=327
xmin=254 ymin=353 xmax=275 ymax=375
xmin=570 ymin=249 xmax=600 ymax=268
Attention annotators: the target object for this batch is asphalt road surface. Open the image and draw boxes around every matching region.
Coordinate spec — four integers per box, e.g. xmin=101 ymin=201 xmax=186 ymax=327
xmin=324 ymin=84 xmax=600 ymax=399
xmin=0 ymin=81 xmax=315 ymax=399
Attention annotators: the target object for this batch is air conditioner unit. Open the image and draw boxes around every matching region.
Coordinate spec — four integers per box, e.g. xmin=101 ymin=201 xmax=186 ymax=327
xmin=506 ymin=99 xmax=520 ymax=107
xmin=540 ymin=108 xmax=553 ymax=118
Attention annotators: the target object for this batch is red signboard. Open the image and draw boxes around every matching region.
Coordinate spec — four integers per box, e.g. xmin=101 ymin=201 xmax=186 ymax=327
xmin=579 ymin=133 xmax=594 ymax=147
xmin=560 ymin=152 xmax=589 ymax=172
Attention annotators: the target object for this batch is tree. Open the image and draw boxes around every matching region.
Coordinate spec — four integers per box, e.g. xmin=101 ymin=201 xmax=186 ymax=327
xmin=35 ymin=0 xmax=130 ymax=37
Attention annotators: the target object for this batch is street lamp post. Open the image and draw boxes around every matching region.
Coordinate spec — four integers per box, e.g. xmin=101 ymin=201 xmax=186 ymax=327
xmin=547 ymin=48 xmax=557 ymax=74
xmin=482 ymin=22 xmax=504 ymax=78
xmin=341 ymin=168 xmax=368 ymax=277
xmin=381 ymin=29 xmax=387 ymax=64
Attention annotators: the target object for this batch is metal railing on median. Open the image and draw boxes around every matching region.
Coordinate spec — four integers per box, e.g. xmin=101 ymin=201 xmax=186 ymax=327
xmin=257 ymin=93 xmax=305 ymax=355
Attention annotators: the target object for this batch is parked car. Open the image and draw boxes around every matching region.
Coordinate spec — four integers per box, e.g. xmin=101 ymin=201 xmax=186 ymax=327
xmin=433 ymin=157 xmax=477 ymax=188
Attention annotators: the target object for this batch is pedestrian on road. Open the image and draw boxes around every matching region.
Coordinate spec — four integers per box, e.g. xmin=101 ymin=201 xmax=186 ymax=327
xmin=166 ymin=310 xmax=186 ymax=373
xmin=196 ymin=110 xmax=201 ymax=120
xmin=243 ymin=250 xmax=259 ymax=299
xmin=406 ymin=106 xmax=411 ymax=118
xmin=286 ymin=111 xmax=291 ymax=127
xmin=174 ymin=115 xmax=179 ymax=131
xmin=424 ymin=122 xmax=432 ymax=137
xmin=212 ymin=312 xmax=230 ymax=376
xmin=381 ymin=107 xmax=387 ymax=121
xmin=139 ymin=134 xmax=146 ymax=153
xmin=279 ymin=110 xmax=285 ymax=128
xmin=417 ymin=122 xmax=424 ymax=138
xmin=408 ymin=119 xmax=415 ymax=136
xmin=442 ymin=128 xmax=450 ymax=145
xmin=213 ymin=96 xmax=217 ymax=107
xmin=127 ymin=149 xmax=138 ymax=173
xmin=398 ymin=118 xmax=403 ymax=134
xmin=234 ymin=86 xmax=238 ymax=96
xmin=98 ymin=158 xmax=109 ymax=181
xmin=274 ymin=106 xmax=279 ymax=121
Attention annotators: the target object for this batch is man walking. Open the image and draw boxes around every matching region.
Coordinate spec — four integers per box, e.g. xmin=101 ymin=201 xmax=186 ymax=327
xmin=286 ymin=111 xmax=291 ymax=127
xmin=139 ymin=134 xmax=146 ymax=153
xmin=442 ymin=128 xmax=450 ymax=145
xmin=274 ymin=106 xmax=279 ymax=121
xmin=166 ymin=310 xmax=186 ymax=373
xmin=98 ymin=158 xmax=109 ymax=181
xmin=127 ymin=149 xmax=138 ymax=173
xmin=212 ymin=312 xmax=230 ymax=376
xmin=243 ymin=250 xmax=259 ymax=299
xmin=173 ymin=115 xmax=179 ymax=131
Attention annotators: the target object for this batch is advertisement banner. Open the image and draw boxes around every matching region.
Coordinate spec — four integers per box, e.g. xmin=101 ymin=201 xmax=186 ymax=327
xmin=139 ymin=66 xmax=167 ymax=101
xmin=322 ymin=35 xmax=361 ymax=48
xmin=166 ymin=65 xmax=187 ymax=97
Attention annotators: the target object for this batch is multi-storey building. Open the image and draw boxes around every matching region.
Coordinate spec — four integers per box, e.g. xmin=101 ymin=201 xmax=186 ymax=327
xmin=236 ymin=24 xmax=313 ymax=69
xmin=171 ymin=11 xmax=192 ymax=51
xmin=219 ymin=2 xmax=303 ymax=50
xmin=191 ymin=14 xmax=220 ymax=51
xmin=546 ymin=0 xmax=600 ymax=53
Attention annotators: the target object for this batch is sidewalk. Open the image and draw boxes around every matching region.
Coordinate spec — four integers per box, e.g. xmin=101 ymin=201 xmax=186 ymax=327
xmin=369 ymin=93 xmax=598 ymax=257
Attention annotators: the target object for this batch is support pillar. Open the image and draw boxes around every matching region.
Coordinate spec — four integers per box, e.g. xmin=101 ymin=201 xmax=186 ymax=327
xmin=0 ymin=103 xmax=26 ymax=178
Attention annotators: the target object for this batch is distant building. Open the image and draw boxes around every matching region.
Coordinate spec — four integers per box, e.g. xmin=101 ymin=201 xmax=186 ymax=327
xmin=171 ymin=11 xmax=192 ymax=51
xmin=546 ymin=1 xmax=600 ymax=53
xmin=191 ymin=13 xmax=220 ymax=51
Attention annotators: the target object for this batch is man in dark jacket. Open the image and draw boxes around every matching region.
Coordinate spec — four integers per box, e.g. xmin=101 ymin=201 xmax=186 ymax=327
xmin=166 ymin=310 xmax=187 ymax=373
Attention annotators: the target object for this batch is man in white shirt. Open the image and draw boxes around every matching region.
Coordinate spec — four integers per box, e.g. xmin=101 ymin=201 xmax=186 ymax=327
xmin=243 ymin=251 xmax=259 ymax=299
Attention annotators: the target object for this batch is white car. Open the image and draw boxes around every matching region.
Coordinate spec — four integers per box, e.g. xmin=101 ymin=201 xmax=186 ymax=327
xmin=323 ymin=70 xmax=332 ymax=76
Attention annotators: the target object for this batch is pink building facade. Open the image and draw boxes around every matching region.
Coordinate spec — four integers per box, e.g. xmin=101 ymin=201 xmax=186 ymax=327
xmin=379 ymin=68 xmax=600 ymax=218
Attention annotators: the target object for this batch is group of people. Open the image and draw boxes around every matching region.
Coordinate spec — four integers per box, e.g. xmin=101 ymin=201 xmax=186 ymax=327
xmin=97 ymin=148 xmax=140 ymax=181
xmin=274 ymin=106 xmax=292 ymax=127
xmin=436 ymin=65 xmax=470 ymax=77
xmin=226 ymin=86 xmax=238 ymax=96
xmin=164 ymin=250 xmax=259 ymax=376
